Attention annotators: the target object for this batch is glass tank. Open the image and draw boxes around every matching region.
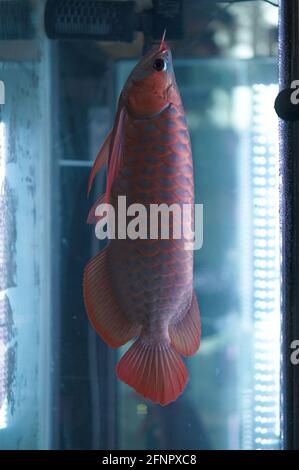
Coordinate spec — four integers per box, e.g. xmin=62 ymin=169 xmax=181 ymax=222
xmin=0 ymin=0 xmax=280 ymax=450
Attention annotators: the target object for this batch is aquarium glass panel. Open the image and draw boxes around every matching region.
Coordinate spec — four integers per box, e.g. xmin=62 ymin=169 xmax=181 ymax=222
xmin=0 ymin=0 xmax=280 ymax=451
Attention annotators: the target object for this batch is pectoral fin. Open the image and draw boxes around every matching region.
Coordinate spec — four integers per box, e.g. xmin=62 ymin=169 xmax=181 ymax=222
xmin=87 ymin=107 xmax=125 ymax=220
xmin=86 ymin=193 xmax=107 ymax=224
xmin=88 ymin=130 xmax=111 ymax=195
xmin=105 ymin=106 xmax=126 ymax=202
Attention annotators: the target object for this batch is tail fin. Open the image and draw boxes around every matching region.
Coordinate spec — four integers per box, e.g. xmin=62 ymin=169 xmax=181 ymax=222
xmin=116 ymin=337 xmax=188 ymax=406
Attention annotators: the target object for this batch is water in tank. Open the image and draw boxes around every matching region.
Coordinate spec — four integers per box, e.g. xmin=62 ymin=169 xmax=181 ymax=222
xmin=0 ymin=0 xmax=280 ymax=450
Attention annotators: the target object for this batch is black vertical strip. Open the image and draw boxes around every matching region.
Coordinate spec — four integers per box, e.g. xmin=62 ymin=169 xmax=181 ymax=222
xmin=279 ymin=0 xmax=299 ymax=450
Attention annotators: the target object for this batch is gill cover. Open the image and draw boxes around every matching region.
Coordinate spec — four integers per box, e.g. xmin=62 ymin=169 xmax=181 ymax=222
xmin=124 ymin=44 xmax=174 ymax=119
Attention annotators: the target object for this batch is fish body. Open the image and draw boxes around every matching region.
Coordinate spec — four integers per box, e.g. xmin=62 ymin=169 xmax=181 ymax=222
xmin=84 ymin=41 xmax=201 ymax=405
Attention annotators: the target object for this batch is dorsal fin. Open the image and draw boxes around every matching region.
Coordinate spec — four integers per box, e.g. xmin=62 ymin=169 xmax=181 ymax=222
xmin=169 ymin=291 xmax=201 ymax=357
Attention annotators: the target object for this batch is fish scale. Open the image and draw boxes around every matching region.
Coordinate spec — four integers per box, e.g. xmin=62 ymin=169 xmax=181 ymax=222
xmin=108 ymin=103 xmax=194 ymax=332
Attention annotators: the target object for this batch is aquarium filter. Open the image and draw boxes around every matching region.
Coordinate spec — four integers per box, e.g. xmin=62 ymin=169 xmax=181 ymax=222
xmin=44 ymin=0 xmax=183 ymax=42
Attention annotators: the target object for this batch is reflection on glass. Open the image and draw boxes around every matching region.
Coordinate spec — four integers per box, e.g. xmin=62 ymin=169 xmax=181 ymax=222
xmin=0 ymin=121 xmax=8 ymax=430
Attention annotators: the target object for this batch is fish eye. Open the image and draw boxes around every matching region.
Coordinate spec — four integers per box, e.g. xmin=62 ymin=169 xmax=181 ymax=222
xmin=153 ymin=58 xmax=166 ymax=72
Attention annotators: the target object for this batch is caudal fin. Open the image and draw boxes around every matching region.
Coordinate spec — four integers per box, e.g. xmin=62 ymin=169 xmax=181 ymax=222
xmin=116 ymin=337 xmax=188 ymax=406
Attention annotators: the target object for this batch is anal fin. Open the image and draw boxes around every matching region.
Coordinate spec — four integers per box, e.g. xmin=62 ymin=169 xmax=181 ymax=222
xmin=169 ymin=291 xmax=201 ymax=357
xmin=83 ymin=248 xmax=140 ymax=348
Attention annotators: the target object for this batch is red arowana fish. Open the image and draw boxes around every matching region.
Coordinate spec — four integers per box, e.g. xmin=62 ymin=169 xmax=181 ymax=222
xmin=83 ymin=37 xmax=201 ymax=405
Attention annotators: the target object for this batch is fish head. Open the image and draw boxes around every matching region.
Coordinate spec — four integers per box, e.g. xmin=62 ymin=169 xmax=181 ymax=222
xmin=122 ymin=41 xmax=179 ymax=118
